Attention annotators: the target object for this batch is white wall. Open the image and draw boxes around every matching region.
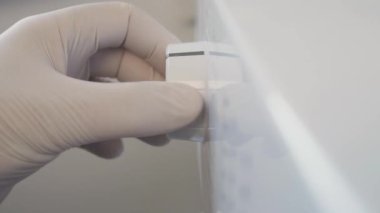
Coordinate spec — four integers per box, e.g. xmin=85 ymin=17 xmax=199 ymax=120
xmin=197 ymin=0 xmax=380 ymax=212
xmin=0 ymin=1 xmax=202 ymax=213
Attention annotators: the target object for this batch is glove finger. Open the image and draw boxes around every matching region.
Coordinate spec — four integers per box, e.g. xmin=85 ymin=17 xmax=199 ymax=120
xmin=78 ymin=76 xmax=124 ymax=159
xmin=80 ymin=139 xmax=124 ymax=159
xmin=29 ymin=2 xmax=178 ymax=77
xmin=139 ymin=134 xmax=170 ymax=147
xmin=90 ymin=49 xmax=170 ymax=147
xmin=89 ymin=48 xmax=164 ymax=81
xmin=121 ymin=4 xmax=179 ymax=75
xmin=58 ymin=80 xmax=202 ymax=147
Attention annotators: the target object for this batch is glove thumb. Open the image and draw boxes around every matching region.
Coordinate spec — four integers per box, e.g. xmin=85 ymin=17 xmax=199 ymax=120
xmin=62 ymin=81 xmax=203 ymax=148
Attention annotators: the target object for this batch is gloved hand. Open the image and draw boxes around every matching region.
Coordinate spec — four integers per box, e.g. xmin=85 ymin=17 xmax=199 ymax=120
xmin=0 ymin=2 xmax=203 ymax=201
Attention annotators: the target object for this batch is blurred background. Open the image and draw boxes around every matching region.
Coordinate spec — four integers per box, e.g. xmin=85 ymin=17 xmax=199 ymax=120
xmin=0 ymin=0 xmax=201 ymax=213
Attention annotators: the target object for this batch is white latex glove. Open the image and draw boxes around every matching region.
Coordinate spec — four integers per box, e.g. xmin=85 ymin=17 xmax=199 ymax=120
xmin=0 ymin=2 xmax=203 ymax=201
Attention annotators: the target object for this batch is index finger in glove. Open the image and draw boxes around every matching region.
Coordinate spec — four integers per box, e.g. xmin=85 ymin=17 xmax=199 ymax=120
xmin=26 ymin=2 xmax=177 ymax=76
